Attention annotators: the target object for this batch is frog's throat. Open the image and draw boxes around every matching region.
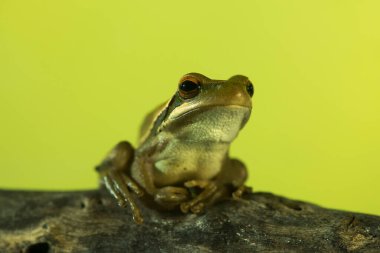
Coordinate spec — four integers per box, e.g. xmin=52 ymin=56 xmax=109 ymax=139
xmin=158 ymin=105 xmax=251 ymax=144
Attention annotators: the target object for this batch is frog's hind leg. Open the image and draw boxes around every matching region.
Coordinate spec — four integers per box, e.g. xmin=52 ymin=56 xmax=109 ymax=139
xmin=219 ymin=158 xmax=252 ymax=199
xmin=96 ymin=141 xmax=144 ymax=224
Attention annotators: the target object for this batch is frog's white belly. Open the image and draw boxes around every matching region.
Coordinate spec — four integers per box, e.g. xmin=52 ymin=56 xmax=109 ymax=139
xmin=153 ymin=139 xmax=229 ymax=186
xmin=152 ymin=106 xmax=249 ymax=187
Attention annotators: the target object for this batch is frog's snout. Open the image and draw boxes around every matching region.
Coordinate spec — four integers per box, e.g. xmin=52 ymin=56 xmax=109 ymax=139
xmin=220 ymin=82 xmax=253 ymax=109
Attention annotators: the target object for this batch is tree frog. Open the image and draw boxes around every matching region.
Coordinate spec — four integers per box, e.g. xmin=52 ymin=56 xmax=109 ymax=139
xmin=96 ymin=73 xmax=254 ymax=224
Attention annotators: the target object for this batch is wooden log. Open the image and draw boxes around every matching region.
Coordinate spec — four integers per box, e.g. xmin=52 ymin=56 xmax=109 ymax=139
xmin=0 ymin=189 xmax=379 ymax=252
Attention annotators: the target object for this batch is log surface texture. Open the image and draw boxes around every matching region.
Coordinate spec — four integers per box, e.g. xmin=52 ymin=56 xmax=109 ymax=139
xmin=0 ymin=189 xmax=379 ymax=253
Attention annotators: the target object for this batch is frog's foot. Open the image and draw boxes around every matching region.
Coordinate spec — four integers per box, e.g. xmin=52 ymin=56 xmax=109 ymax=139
xmin=154 ymin=186 xmax=190 ymax=210
xmin=184 ymin=179 xmax=210 ymax=188
xmin=232 ymin=184 xmax=253 ymax=200
xmin=180 ymin=180 xmax=218 ymax=214
xmin=102 ymin=170 xmax=144 ymax=224
xmin=97 ymin=141 xmax=145 ymax=223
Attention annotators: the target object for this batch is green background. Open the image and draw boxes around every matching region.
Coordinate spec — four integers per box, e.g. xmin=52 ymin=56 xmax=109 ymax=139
xmin=0 ymin=1 xmax=379 ymax=215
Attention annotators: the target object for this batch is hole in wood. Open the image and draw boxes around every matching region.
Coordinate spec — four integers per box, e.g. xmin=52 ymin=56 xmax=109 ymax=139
xmin=287 ymin=204 xmax=302 ymax=211
xmin=281 ymin=199 xmax=303 ymax=211
xmin=25 ymin=242 xmax=50 ymax=253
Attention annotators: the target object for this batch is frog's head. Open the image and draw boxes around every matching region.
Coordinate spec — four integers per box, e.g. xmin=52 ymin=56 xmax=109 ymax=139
xmin=170 ymin=72 xmax=253 ymax=118
xmin=156 ymin=73 xmax=254 ymax=143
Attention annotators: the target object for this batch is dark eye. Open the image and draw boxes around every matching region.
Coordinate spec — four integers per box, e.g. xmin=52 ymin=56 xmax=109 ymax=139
xmin=246 ymin=82 xmax=254 ymax=97
xmin=178 ymin=77 xmax=201 ymax=99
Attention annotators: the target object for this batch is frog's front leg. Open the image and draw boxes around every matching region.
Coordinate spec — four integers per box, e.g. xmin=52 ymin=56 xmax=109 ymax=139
xmin=180 ymin=158 xmax=250 ymax=213
xmin=153 ymin=186 xmax=190 ymax=209
xmin=131 ymin=154 xmax=190 ymax=210
xmin=180 ymin=180 xmax=218 ymax=213
xmin=96 ymin=141 xmax=144 ymax=224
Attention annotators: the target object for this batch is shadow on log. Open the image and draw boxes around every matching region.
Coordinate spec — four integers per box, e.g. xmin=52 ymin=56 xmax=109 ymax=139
xmin=0 ymin=189 xmax=379 ymax=252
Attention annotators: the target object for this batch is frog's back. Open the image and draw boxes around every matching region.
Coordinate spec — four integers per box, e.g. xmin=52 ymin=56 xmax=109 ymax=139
xmin=138 ymin=101 xmax=168 ymax=145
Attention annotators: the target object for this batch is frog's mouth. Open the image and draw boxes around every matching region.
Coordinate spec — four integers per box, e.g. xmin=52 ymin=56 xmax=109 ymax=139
xmin=171 ymin=104 xmax=251 ymax=121
xmin=165 ymin=105 xmax=251 ymax=143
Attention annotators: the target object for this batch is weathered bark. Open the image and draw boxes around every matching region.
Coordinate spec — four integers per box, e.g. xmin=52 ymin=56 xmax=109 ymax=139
xmin=0 ymin=189 xmax=379 ymax=253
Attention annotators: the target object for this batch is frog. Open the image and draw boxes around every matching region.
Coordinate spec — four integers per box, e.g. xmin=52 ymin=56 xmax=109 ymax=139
xmin=96 ymin=73 xmax=254 ymax=224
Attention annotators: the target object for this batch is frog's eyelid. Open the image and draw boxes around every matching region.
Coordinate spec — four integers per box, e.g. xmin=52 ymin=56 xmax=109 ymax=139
xmin=178 ymin=76 xmax=202 ymax=86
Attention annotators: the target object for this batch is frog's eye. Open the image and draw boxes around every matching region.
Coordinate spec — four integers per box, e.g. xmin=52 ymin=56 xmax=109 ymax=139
xmin=246 ymin=81 xmax=254 ymax=97
xmin=178 ymin=76 xmax=201 ymax=99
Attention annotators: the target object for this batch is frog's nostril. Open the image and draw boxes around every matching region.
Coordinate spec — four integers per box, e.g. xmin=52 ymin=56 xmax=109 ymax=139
xmin=246 ymin=82 xmax=254 ymax=97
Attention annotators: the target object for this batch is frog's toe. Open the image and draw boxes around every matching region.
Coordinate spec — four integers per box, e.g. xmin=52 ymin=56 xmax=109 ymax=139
xmin=184 ymin=179 xmax=210 ymax=188
xmin=191 ymin=202 xmax=205 ymax=214
xmin=154 ymin=186 xmax=190 ymax=208
xmin=103 ymin=173 xmax=126 ymax=204
xmin=103 ymin=171 xmax=144 ymax=223
xmin=179 ymin=201 xmax=206 ymax=214
xmin=122 ymin=174 xmax=144 ymax=197
xmin=180 ymin=199 xmax=207 ymax=214
xmin=180 ymin=202 xmax=191 ymax=213
xmin=180 ymin=182 xmax=218 ymax=213
xmin=232 ymin=185 xmax=252 ymax=200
